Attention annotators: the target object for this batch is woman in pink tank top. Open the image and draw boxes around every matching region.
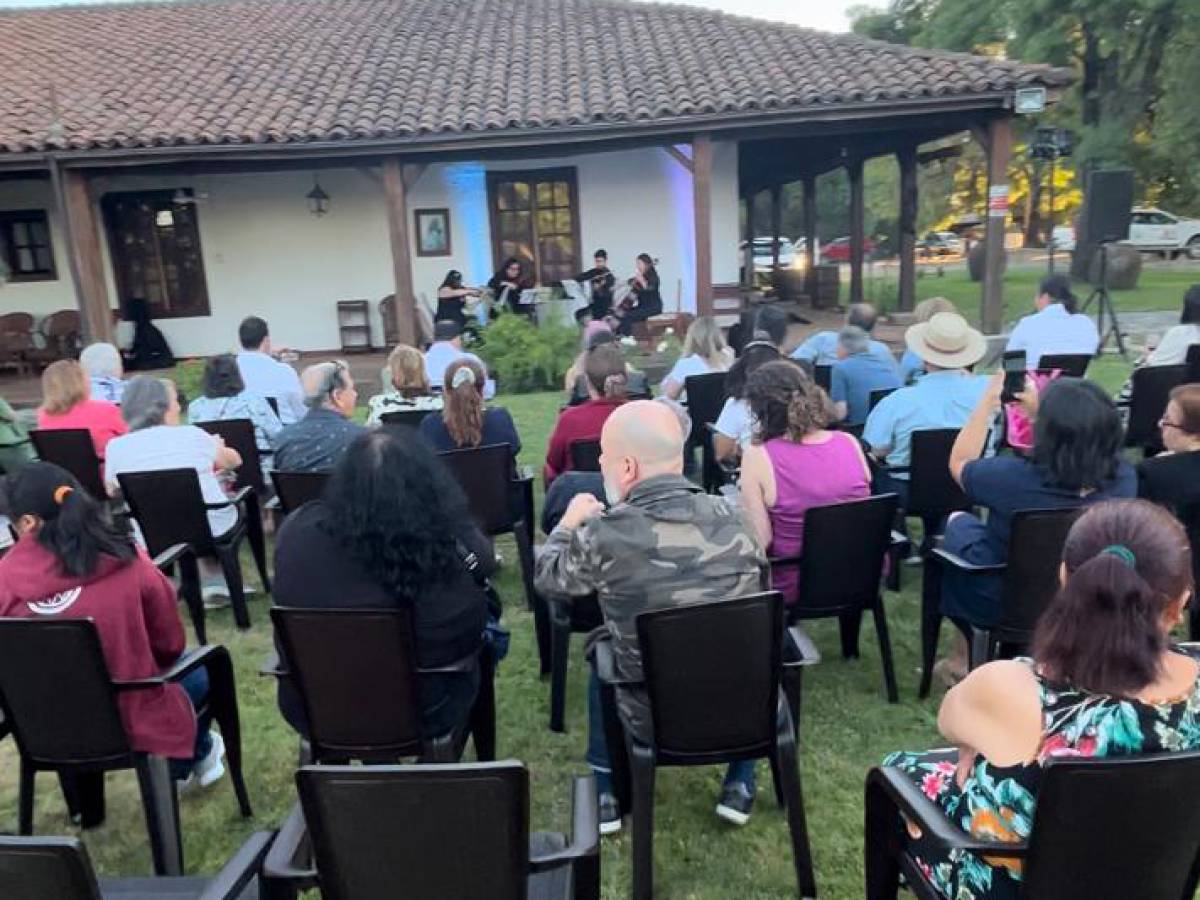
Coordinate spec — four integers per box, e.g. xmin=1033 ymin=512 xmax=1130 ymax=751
xmin=739 ymin=360 xmax=871 ymax=603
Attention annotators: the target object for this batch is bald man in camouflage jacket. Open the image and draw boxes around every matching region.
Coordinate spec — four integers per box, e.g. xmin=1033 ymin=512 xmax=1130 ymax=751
xmin=535 ymin=399 xmax=768 ymax=831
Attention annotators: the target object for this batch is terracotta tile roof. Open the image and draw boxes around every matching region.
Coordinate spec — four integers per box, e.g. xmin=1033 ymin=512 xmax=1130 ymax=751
xmin=0 ymin=0 xmax=1072 ymax=157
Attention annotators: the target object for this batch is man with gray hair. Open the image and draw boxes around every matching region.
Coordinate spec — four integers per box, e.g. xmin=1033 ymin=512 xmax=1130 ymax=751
xmin=830 ymin=324 xmax=901 ymax=426
xmin=790 ymin=302 xmax=897 ymax=368
xmin=80 ymin=342 xmax=125 ymax=404
xmin=271 ymin=360 xmax=363 ymax=473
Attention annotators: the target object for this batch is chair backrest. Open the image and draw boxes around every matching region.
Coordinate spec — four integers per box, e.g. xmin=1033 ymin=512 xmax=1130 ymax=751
xmin=1022 ymin=751 xmax=1200 ymax=899
xmin=906 ymin=429 xmax=969 ymax=516
xmin=994 ymin=507 xmax=1081 ymax=642
xmin=195 ymin=419 xmax=265 ymax=495
xmin=379 ymin=408 xmax=434 ymax=431
xmin=569 ymin=439 xmax=602 ymax=472
xmin=1187 ymin=344 xmax=1200 ymax=383
xmin=0 ymin=312 xmax=35 ymax=336
xmin=438 ymin=444 xmax=515 ymax=535
xmin=683 ymin=372 xmax=728 ymax=442
xmin=868 ymin=387 xmax=896 ymax=414
xmin=1126 ymin=364 xmax=1189 ymax=450
xmin=813 ymin=364 xmax=831 ymax=393
xmin=116 ymin=468 xmax=214 ymax=557
xmin=1036 ymin=353 xmax=1092 ymax=378
xmin=30 ymin=429 xmax=106 ymax=500
xmin=271 ymin=608 xmax=425 ymax=760
xmin=637 ymin=592 xmax=783 ymax=761
xmin=0 ymin=836 xmax=103 ymax=899
xmin=270 ymin=471 xmax=330 ymax=515
xmin=0 ymin=619 xmax=131 ymax=768
xmin=297 ymin=762 xmax=529 ymax=900
xmin=794 ymin=494 xmax=898 ymax=616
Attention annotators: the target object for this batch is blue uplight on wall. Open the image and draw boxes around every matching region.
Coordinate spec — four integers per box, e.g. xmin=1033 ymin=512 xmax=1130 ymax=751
xmin=665 ymin=145 xmax=695 ymax=311
xmin=442 ymin=162 xmax=490 ymax=284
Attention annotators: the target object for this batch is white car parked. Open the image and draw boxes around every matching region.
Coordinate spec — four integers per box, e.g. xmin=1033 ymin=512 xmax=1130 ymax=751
xmin=1125 ymin=208 xmax=1200 ymax=259
xmin=750 ymin=237 xmax=796 ymax=272
xmin=1049 ymin=225 xmax=1075 ymax=252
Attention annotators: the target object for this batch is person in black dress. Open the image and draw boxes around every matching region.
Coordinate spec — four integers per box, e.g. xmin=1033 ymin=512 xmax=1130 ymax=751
xmin=613 ymin=253 xmax=662 ymax=336
xmin=488 ymin=257 xmax=533 ymax=317
xmin=434 ymin=270 xmax=481 ymax=330
xmin=573 ymin=248 xmax=616 ymax=323
xmin=122 ymin=297 xmax=175 ymax=371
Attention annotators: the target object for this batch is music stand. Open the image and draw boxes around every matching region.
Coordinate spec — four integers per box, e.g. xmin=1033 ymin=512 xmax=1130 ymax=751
xmin=1080 ymin=242 xmax=1127 ymax=358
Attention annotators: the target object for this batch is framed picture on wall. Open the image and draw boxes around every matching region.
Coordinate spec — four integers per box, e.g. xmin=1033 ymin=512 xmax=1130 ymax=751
xmin=414 ymin=208 xmax=452 ymax=257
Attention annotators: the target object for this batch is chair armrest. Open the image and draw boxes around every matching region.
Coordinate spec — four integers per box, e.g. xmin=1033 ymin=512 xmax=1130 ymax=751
xmin=264 ymin=496 xmax=281 ymax=511
xmin=768 ymin=553 xmax=802 ymax=571
xmin=416 ymin=650 xmax=478 ymax=675
xmin=591 ymin=640 xmax=642 ymax=688
xmin=262 ymin=803 xmax=317 ymax=885
xmin=204 ymin=486 xmax=254 ymax=510
xmin=151 ymin=543 xmax=192 ymax=570
xmin=783 ymin=625 xmax=820 ymax=668
xmin=890 ymin=530 xmax=911 ymax=551
xmin=930 ymin=547 xmax=1008 ymax=575
xmin=866 ymin=767 xmax=1027 ymax=858
xmin=260 ymin=652 xmax=288 ymax=678
xmin=113 ymin=645 xmax=220 ymax=691
xmin=881 ymin=464 xmax=911 ymax=475
xmin=196 ymin=831 xmax=275 ymax=900
xmin=529 ymin=775 xmax=600 ymax=873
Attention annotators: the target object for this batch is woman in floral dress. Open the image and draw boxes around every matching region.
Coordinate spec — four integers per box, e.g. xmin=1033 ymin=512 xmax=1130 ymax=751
xmin=885 ymin=499 xmax=1200 ymax=899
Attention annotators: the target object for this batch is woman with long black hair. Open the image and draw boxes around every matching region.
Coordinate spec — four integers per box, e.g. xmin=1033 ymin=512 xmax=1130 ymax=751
xmin=613 ymin=252 xmax=662 ymax=335
xmin=487 ymin=257 xmax=533 ymax=316
xmin=434 ymin=270 xmax=481 ymax=329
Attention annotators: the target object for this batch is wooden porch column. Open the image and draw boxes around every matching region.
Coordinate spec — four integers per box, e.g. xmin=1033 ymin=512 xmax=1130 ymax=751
xmin=769 ymin=183 xmax=782 ymax=276
xmin=55 ymin=167 xmax=113 ymax=344
xmin=897 ymin=145 xmax=918 ymax=313
xmin=982 ymin=118 xmax=1012 ymax=334
xmin=692 ymin=133 xmax=714 ymax=317
xmin=742 ymin=191 xmax=757 ymax=290
xmin=848 ymin=157 xmax=865 ymax=304
xmin=802 ymin=175 xmax=817 ymax=282
xmin=382 ymin=157 xmax=416 ymax=347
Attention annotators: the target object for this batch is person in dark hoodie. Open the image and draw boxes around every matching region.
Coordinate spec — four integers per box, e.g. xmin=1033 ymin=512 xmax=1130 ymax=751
xmin=0 ymin=462 xmax=224 ymax=788
xmin=123 ymin=296 xmax=175 ymax=372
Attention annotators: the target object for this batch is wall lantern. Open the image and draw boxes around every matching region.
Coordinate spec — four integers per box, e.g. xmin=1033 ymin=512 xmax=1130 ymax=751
xmin=306 ymin=176 xmax=330 ymax=217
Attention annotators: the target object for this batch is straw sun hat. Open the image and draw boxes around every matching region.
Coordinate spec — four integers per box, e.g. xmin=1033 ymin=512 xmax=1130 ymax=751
xmin=904 ymin=311 xmax=986 ymax=369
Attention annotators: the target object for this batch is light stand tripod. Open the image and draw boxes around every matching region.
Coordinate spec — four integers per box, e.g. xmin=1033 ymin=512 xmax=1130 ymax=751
xmin=1080 ymin=241 xmax=1128 ymax=357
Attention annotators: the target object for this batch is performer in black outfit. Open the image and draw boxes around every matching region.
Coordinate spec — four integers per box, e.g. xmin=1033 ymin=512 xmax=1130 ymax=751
xmin=488 ymin=258 xmax=534 ymax=317
xmin=613 ymin=253 xmax=662 ymax=336
xmin=573 ymin=248 xmax=616 ymax=323
xmin=123 ymin=296 xmax=175 ymax=371
xmin=434 ymin=270 xmax=480 ymax=329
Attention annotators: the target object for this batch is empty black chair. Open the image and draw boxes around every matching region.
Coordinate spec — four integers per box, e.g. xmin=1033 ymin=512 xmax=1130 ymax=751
xmin=0 ymin=832 xmax=273 ymax=899
xmin=1036 ymin=352 xmax=1092 ymax=377
xmin=684 ymin=371 xmax=730 ymax=493
xmin=595 ymin=592 xmax=815 ymax=900
xmin=117 ymin=469 xmax=269 ymax=630
xmin=881 ymin=429 xmax=969 ymax=570
xmin=195 ymin=418 xmax=268 ymax=497
xmin=569 ymin=439 xmax=602 ymax=472
xmin=263 ymin=762 xmax=599 ymax=900
xmin=920 ymin=507 xmax=1079 ymax=697
xmin=868 ymin=387 xmax=896 ymax=414
xmin=1126 ymin=364 xmax=1189 ymax=454
xmin=270 ymin=470 xmax=330 ymax=516
xmin=0 ymin=620 xmax=252 ymax=876
xmin=1187 ymin=343 xmax=1200 ymax=383
xmin=380 ymin=408 xmax=434 ymax=431
xmin=772 ymin=494 xmax=903 ymax=702
xmin=813 ymin=364 xmax=831 ymax=393
xmin=865 ymin=750 xmax=1200 ymax=900
xmin=30 ymin=429 xmax=105 ymax=500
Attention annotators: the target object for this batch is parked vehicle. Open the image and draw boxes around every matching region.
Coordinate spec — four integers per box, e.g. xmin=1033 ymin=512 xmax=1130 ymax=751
xmin=916 ymin=231 xmax=963 ymax=257
xmin=820 ymin=236 xmax=877 ymax=263
xmin=1049 ymin=225 xmax=1076 ymax=252
xmin=1125 ymin=208 xmax=1200 ymax=259
xmin=750 ymin=237 xmax=796 ymax=272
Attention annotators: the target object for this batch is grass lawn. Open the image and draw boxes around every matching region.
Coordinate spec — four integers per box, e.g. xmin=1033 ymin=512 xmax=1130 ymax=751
xmin=0 ymin=359 xmax=1138 ymax=898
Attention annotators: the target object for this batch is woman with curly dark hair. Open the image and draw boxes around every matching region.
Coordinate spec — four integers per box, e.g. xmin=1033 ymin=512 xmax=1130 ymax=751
xmin=272 ymin=428 xmax=493 ymax=739
xmin=739 ymin=360 xmax=871 ymax=602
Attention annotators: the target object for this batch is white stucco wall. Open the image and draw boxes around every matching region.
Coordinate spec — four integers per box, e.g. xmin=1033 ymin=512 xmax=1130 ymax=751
xmin=0 ymin=141 xmax=739 ymax=356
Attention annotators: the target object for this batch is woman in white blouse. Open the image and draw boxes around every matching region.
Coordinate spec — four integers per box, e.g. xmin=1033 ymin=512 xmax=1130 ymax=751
xmin=660 ymin=316 xmax=734 ymax=402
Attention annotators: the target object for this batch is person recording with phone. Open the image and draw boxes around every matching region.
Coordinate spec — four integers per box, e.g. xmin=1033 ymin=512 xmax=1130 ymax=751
xmin=1005 ymin=273 xmax=1099 ymax=369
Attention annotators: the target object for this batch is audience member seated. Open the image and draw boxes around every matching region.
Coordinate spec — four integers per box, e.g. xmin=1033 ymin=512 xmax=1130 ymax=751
xmin=0 ymin=394 xmax=34 ymax=475
xmin=187 ymin=354 xmax=283 ymax=469
xmin=535 ymin=400 xmax=767 ymax=833
xmin=713 ymin=338 xmax=781 ymax=463
xmin=235 ymin=316 xmax=306 ymax=425
xmin=1117 ymin=284 xmax=1200 ymax=405
xmin=938 ymin=376 xmax=1135 ymax=680
xmin=272 ymin=361 xmax=363 ymax=473
xmin=659 ymin=316 xmax=733 ymax=402
xmin=564 ymin=324 xmax=649 ymax=405
xmin=1005 ymin=273 xmax=1099 ymax=369
xmin=424 ymin=321 xmax=496 ymax=399
xmin=123 ymin=297 xmax=175 ymax=372
xmin=1138 ymin=384 xmax=1200 ymax=516
xmin=36 ymin=360 xmax=127 ymax=474
xmin=106 ymin=376 xmax=243 ymax=601
xmin=543 ymin=343 xmax=627 ymax=486
xmin=897 ymin=297 xmax=957 ymax=385
xmin=865 ymin=312 xmax=989 ymax=507
xmin=883 ymin=499 xmax=1200 ymax=900
xmin=272 ymin=429 xmax=491 ymax=740
xmin=791 ymin=302 xmax=896 ymax=369
xmin=418 ymin=358 xmax=521 ymax=458
xmin=740 ymin=361 xmax=870 ymax=602
xmin=0 ymin=462 xmax=226 ymax=786
xmin=830 ymin=326 xmax=902 ymax=426
xmin=728 ymin=305 xmax=787 ymax=358
xmin=367 ymin=344 xmax=443 ymax=426
xmin=80 ymin=342 xmax=126 ymax=405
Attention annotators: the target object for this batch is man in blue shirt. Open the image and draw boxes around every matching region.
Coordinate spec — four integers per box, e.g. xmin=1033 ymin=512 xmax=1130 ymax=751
xmin=791 ymin=302 xmax=897 ymax=370
xmin=830 ymin=326 xmax=901 ymax=426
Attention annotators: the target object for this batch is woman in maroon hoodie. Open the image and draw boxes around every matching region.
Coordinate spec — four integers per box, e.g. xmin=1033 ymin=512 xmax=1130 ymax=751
xmin=0 ymin=462 xmax=224 ymax=787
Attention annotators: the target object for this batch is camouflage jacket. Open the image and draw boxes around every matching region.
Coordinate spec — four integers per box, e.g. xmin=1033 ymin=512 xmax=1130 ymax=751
xmin=534 ymin=473 xmax=766 ymax=738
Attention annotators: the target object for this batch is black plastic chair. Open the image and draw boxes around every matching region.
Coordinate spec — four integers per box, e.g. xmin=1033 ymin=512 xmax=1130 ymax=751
xmin=117 ymin=469 xmax=269 ymax=630
xmin=269 ymin=470 xmax=330 ymax=516
xmin=1126 ymin=364 xmax=1189 ymax=455
xmin=1036 ymin=352 xmax=1092 ymax=377
xmin=152 ymin=543 xmax=206 ymax=646
xmin=919 ymin=507 xmax=1079 ymax=697
xmin=195 ymin=418 xmax=268 ymax=497
xmin=814 ymin=364 xmax=831 ymax=393
xmin=772 ymin=494 xmax=903 ymax=703
xmin=268 ymin=606 xmax=494 ymax=764
xmin=380 ymin=408 xmax=435 ymax=431
xmin=263 ymin=762 xmax=599 ymax=900
xmin=0 ymin=620 xmax=252 ymax=876
xmin=29 ymin=428 xmax=106 ymax=500
xmin=546 ymin=593 xmax=604 ymax=733
xmin=881 ymin=428 xmax=969 ymax=568
xmin=683 ymin=371 xmax=729 ymax=492
xmin=1187 ymin=343 xmax=1200 ymax=383
xmin=0 ymin=832 xmax=273 ymax=899
xmin=865 ymin=750 xmax=1200 ymax=900
xmin=595 ymin=592 xmax=816 ymax=900
xmin=569 ymin=439 xmax=602 ymax=473
xmin=868 ymin=387 xmax=896 ymax=414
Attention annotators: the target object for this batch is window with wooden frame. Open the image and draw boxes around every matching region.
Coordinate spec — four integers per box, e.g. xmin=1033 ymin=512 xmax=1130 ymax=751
xmin=486 ymin=168 xmax=581 ymax=285
xmin=101 ymin=190 xmax=210 ymax=319
xmin=0 ymin=210 xmax=56 ymax=282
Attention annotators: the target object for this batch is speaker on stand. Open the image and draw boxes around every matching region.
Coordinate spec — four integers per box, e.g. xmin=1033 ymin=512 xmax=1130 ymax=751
xmin=1074 ymin=168 xmax=1134 ymax=357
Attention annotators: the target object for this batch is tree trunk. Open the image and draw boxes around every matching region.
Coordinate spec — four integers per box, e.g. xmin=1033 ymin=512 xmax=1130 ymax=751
xmin=1023 ymin=169 xmax=1043 ymax=248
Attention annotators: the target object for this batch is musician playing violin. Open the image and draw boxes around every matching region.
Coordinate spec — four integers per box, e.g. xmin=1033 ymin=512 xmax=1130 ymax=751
xmin=573 ymin=248 xmax=617 ymax=323
xmin=611 ymin=253 xmax=662 ymax=336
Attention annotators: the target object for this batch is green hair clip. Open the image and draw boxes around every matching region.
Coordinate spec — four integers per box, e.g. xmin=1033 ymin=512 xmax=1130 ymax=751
xmin=1100 ymin=544 xmax=1137 ymax=568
